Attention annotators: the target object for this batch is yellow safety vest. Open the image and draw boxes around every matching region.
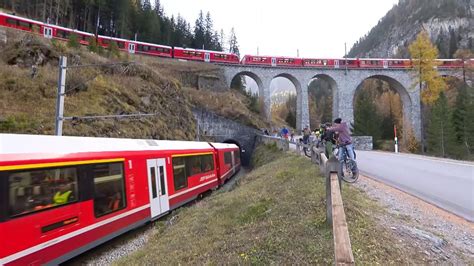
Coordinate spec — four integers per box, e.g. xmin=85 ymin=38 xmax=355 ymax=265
xmin=54 ymin=191 xmax=72 ymax=205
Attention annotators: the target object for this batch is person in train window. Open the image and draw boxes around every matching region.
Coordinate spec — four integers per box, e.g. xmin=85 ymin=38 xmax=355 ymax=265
xmin=108 ymin=192 xmax=122 ymax=211
xmin=53 ymin=183 xmax=73 ymax=205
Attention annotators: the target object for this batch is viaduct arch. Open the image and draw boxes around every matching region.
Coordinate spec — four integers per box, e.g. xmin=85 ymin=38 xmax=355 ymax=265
xmin=223 ymin=65 xmax=464 ymax=141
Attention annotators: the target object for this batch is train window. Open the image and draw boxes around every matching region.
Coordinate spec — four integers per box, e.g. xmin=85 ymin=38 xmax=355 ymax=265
xmin=150 ymin=46 xmax=157 ymax=51
xmin=92 ymin=162 xmax=126 ymax=217
xmin=142 ymin=45 xmax=149 ymax=51
xmin=6 ymin=18 xmax=17 ymax=26
xmin=7 ymin=166 xmax=79 ymax=217
xmin=102 ymin=39 xmax=110 ymax=45
xmin=234 ymin=152 xmax=241 ymax=165
xmin=224 ymin=152 xmax=232 ymax=165
xmin=117 ymin=42 xmax=125 ymax=49
xmin=172 ymin=157 xmax=187 ymax=191
xmin=150 ymin=167 xmax=158 ymax=199
xmin=186 ymin=156 xmax=203 ymax=176
xmin=56 ymin=30 xmax=69 ymax=38
xmin=159 ymin=166 xmax=166 ymax=196
xmin=18 ymin=20 xmax=31 ymax=28
xmin=201 ymin=155 xmax=214 ymax=172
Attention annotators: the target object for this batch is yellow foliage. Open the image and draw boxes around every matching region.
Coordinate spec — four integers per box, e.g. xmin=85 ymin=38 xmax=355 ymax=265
xmin=403 ymin=127 xmax=420 ymax=153
xmin=408 ymin=31 xmax=446 ymax=105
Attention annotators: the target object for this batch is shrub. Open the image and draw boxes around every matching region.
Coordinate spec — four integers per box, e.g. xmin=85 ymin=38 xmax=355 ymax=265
xmin=88 ymin=37 xmax=99 ymax=53
xmin=51 ymin=39 xmax=67 ymax=53
xmin=108 ymin=41 xmax=121 ymax=58
xmin=88 ymin=37 xmax=104 ymax=54
xmin=67 ymin=34 xmax=79 ymax=49
xmin=404 ymin=127 xmax=420 ymax=153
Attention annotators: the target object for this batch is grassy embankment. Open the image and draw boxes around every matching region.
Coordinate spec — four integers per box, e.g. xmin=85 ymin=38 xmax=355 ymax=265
xmin=0 ymin=29 xmax=269 ymax=138
xmin=117 ymin=144 xmax=427 ymax=264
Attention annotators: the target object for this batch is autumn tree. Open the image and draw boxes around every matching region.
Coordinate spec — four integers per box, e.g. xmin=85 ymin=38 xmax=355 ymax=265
xmin=409 ymin=30 xmax=447 ymax=105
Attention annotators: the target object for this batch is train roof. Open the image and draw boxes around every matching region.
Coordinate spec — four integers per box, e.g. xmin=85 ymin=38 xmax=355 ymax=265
xmin=0 ymin=134 xmax=213 ymax=155
xmin=174 ymin=47 xmax=237 ymax=56
xmin=210 ymin=142 xmax=239 ymax=149
xmin=243 ymin=54 xmax=301 ymax=59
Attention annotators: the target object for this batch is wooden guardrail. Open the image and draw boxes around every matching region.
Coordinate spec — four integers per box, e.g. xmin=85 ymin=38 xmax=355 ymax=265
xmin=296 ymin=142 xmax=355 ymax=265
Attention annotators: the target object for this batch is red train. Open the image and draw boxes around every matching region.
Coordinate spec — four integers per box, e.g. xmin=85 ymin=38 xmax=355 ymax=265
xmin=0 ymin=12 xmax=239 ymax=64
xmin=242 ymin=56 xmax=469 ymax=69
xmin=0 ymin=11 xmax=471 ymax=69
xmin=0 ymin=134 xmax=241 ymax=265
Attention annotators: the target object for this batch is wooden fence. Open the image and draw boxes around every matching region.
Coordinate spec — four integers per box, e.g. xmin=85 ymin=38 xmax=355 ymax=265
xmin=296 ymin=141 xmax=355 ymax=265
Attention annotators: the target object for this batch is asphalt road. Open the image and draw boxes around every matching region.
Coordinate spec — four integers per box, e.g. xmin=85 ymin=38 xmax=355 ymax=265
xmin=357 ymin=151 xmax=474 ymax=222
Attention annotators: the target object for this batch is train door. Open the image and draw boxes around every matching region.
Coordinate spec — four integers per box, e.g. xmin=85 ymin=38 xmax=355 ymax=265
xmin=146 ymin=158 xmax=170 ymax=219
xmin=128 ymin=43 xmax=136 ymax=54
xmin=43 ymin=27 xmax=53 ymax=39
xmin=383 ymin=60 xmax=388 ymax=69
xmin=204 ymin=52 xmax=211 ymax=62
xmin=271 ymin=57 xmax=277 ymax=67
xmin=334 ymin=60 xmax=340 ymax=69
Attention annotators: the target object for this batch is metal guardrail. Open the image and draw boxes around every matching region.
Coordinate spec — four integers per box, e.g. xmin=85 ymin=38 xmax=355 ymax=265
xmin=295 ymin=142 xmax=355 ymax=265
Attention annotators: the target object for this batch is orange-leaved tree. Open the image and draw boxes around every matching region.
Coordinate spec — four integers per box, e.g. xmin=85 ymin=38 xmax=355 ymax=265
xmin=408 ymin=30 xmax=446 ymax=105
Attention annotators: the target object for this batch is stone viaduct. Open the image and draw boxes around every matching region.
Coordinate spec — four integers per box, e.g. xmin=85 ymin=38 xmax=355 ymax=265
xmin=221 ymin=65 xmax=463 ymax=140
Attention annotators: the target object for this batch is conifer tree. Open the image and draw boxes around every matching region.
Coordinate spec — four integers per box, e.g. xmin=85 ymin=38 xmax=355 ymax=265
xmin=426 ymin=92 xmax=457 ymax=157
xmin=353 ymin=89 xmax=383 ymax=145
xmin=228 ymin=27 xmax=240 ymax=56
xmin=452 ymin=84 xmax=474 ymax=157
xmin=193 ymin=10 xmax=205 ymax=49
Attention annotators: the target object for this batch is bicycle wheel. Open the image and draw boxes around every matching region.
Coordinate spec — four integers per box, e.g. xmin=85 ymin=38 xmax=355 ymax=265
xmin=341 ymin=159 xmax=359 ymax=183
xmin=304 ymin=145 xmax=312 ymax=157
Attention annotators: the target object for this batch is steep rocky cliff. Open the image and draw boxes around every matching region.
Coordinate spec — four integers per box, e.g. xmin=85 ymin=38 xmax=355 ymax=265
xmin=348 ymin=0 xmax=473 ymax=58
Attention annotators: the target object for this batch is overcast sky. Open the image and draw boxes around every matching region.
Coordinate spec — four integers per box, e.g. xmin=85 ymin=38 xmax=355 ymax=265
xmin=159 ymin=0 xmax=399 ymax=58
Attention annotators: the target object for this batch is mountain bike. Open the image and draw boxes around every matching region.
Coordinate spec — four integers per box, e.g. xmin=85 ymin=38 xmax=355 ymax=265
xmin=301 ymin=137 xmax=318 ymax=158
xmin=333 ymin=144 xmax=359 ymax=183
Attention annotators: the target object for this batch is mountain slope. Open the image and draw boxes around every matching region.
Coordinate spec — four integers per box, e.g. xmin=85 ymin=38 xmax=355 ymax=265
xmin=348 ymin=0 xmax=473 ymax=58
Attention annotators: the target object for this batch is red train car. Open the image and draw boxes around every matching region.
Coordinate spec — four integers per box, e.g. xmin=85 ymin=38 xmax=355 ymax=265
xmin=211 ymin=143 xmax=241 ymax=185
xmin=302 ymin=58 xmax=359 ymax=68
xmin=132 ymin=40 xmax=173 ymax=58
xmin=241 ymin=55 xmax=303 ymax=67
xmin=385 ymin=59 xmax=412 ymax=69
xmin=173 ymin=47 xmax=239 ymax=64
xmin=436 ymin=59 xmax=464 ymax=69
xmin=0 ymin=12 xmax=94 ymax=45
xmin=0 ymin=134 xmax=239 ymax=265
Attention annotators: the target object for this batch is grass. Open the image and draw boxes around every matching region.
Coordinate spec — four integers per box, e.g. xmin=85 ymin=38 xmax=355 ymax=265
xmin=116 ymin=144 xmax=429 ymax=265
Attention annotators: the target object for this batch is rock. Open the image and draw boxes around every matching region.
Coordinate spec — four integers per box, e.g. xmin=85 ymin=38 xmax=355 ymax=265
xmin=406 ymin=226 xmax=445 ymax=247
xmin=0 ymin=28 xmax=6 ymax=45
xmin=430 ymin=247 xmax=442 ymax=254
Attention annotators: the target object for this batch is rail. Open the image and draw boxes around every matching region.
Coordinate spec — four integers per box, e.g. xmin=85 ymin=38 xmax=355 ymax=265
xmin=296 ymin=141 xmax=355 ymax=265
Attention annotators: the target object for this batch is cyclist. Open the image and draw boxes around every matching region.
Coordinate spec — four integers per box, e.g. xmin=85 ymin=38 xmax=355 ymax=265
xmin=302 ymin=125 xmax=310 ymax=144
xmin=326 ymin=118 xmax=358 ymax=176
xmin=320 ymin=123 xmax=336 ymax=158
